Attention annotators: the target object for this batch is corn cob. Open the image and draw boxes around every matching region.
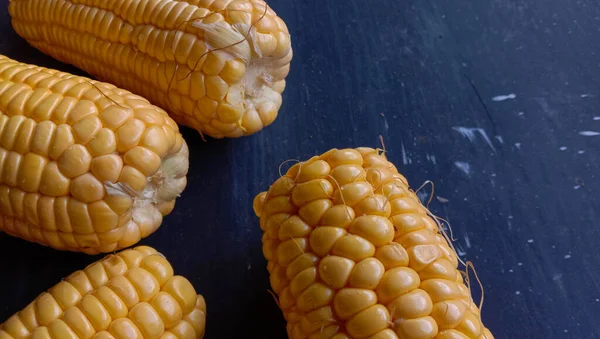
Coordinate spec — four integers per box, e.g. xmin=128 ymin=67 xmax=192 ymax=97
xmin=9 ymin=0 xmax=292 ymax=139
xmin=253 ymin=148 xmax=494 ymax=339
xmin=0 ymin=246 xmax=207 ymax=339
xmin=0 ymin=55 xmax=188 ymax=254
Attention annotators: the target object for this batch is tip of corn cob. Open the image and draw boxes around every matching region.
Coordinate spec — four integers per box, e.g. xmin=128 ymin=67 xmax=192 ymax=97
xmin=0 ymin=246 xmax=207 ymax=338
xmin=0 ymin=55 xmax=191 ymax=254
xmin=9 ymin=0 xmax=293 ymax=139
xmin=254 ymin=148 xmax=494 ymax=339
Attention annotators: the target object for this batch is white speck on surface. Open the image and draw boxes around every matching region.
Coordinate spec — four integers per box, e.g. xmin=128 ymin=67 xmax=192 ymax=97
xmin=491 ymin=173 xmax=497 ymax=177
xmin=247 ymin=264 xmax=251 ymax=270
xmin=594 ymin=116 xmax=600 ymax=120
xmin=574 ymin=185 xmax=581 ymax=190
xmin=581 ymin=94 xmax=590 ymax=98
xmin=452 ymin=127 xmax=496 ymax=151
xmin=518 ymin=262 xmax=523 ymax=266
xmin=464 ymin=234 xmax=471 ymax=248
xmin=565 ymin=254 xmax=572 ymax=259
xmin=515 ymin=291 xmax=521 ymax=295
xmin=436 ymin=196 xmax=449 ymax=203
xmin=564 ymin=330 xmax=569 ymax=333
xmin=579 ymin=131 xmax=600 ymax=136
xmin=508 ymin=215 xmax=514 ymax=219
xmin=559 ymin=146 xmax=567 ymax=151
xmin=454 ymin=161 xmax=471 ymax=175
xmin=527 ymin=239 xmax=534 ymax=243
xmin=492 ymin=93 xmax=516 ymax=101
xmin=596 ymin=299 xmax=599 ymax=302
xmin=578 ymin=150 xmax=585 ymax=154
xmin=518 ymin=111 xmax=525 ymax=116
xmin=509 ymin=269 xmax=514 ymax=273
xmin=515 ymin=143 xmax=522 ymax=149
xmin=495 ymin=135 xmax=504 ymax=144
xmin=426 ymin=154 xmax=437 ymax=165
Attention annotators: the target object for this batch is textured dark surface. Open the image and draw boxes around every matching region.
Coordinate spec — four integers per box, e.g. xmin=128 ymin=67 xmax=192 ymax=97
xmin=1 ymin=0 xmax=600 ymax=338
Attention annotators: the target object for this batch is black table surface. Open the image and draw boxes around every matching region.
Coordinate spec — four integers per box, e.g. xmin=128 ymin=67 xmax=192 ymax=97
xmin=1 ymin=0 xmax=599 ymax=338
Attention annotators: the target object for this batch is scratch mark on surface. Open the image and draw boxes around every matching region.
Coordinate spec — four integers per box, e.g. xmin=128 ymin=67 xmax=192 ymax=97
xmin=495 ymin=135 xmax=504 ymax=144
xmin=578 ymin=150 xmax=585 ymax=154
xmin=452 ymin=127 xmax=496 ymax=151
xmin=492 ymin=93 xmax=516 ymax=101
xmin=564 ymin=254 xmax=572 ymax=259
xmin=559 ymin=146 xmax=567 ymax=151
xmin=455 ymin=244 xmax=467 ymax=257
xmin=581 ymin=94 xmax=590 ymax=98
xmin=426 ymin=154 xmax=437 ymax=165
xmin=574 ymin=185 xmax=581 ymax=190
xmin=553 ymin=274 xmax=565 ymax=292
xmin=381 ymin=113 xmax=389 ymax=131
xmin=464 ymin=234 xmax=471 ymax=248
xmin=579 ymin=131 xmax=600 ymax=136
xmin=454 ymin=161 xmax=471 ymax=175
xmin=437 ymin=196 xmax=449 ymax=203
xmin=416 ymin=190 xmax=428 ymax=203
xmin=401 ymin=141 xmax=411 ymax=165
xmin=594 ymin=116 xmax=600 ymax=120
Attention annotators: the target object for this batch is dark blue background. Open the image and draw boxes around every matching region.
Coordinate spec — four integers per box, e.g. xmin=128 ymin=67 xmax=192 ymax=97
xmin=1 ymin=1 xmax=599 ymax=338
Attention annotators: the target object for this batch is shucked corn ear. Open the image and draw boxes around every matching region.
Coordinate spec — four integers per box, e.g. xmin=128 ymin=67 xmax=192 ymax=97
xmin=0 ymin=246 xmax=207 ymax=339
xmin=0 ymin=55 xmax=189 ymax=254
xmin=9 ymin=0 xmax=293 ymax=139
xmin=253 ymin=148 xmax=494 ymax=339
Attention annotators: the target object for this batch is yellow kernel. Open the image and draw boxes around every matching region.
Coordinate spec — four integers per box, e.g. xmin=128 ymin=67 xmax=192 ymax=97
xmin=297 ymin=283 xmax=334 ymax=312
xmin=100 ymin=106 xmax=133 ymax=129
xmin=30 ymin=121 xmax=56 ymax=157
xmin=18 ymin=153 xmax=48 ymax=192
xmin=375 ymin=243 xmax=409 ymax=270
xmin=318 ymin=256 xmax=354 ymax=289
xmin=128 ymin=302 xmax=165 ymax=338
xmin=116 ymin=118 xmax=146 ymax=152
xmin=124 ymin=146 xmax=161 ymax=176
xmin=331 ymin=235 xmax=375 ymax=262
xmin=58 ymin=144 xmax=91 ymax=178
xmin=118 ymin=165 xmax=147 ymax=192
xmin=290 ymin=267 xmax=317 ymax=297
xmin=70 ymin=173 xmax=105 ymax=203
xmin=326 ymin=149 xmax=363 ymax=167
xmin=162 ymin=276 xmax=197 ymax=314
xmin=298 ymin=199 xmax=333 ymax=227
xmin=346 ymin=305 xmax=391 ymax=338
xmin=88 ymin=128 xmax=117 ymax=157
xmin=150 ymin=292 xmax=183 ymax=329
xmin=321 ymin=205 xmax=355 ymax=228
xmin=352 ymin=216 xmax=396 ymax=248
xmin=334 ymin=288 xmax=378 ymax=320
xmin=393 ymin=316 xmax=438 ymax=339
xmin=348 ymin=258 xmax=385 ymax=290
xmin=309 ymin=226 xmax=347 ymax=257
xmin=376 ymin=267 xmax=421 ymax=304
xmin=91 ymin=154 xmax=123 ymax=184
xmin=387 ymin=289 xmax=433 ymax=320
xmin=204 ymin=75 xmax=228 ymax=100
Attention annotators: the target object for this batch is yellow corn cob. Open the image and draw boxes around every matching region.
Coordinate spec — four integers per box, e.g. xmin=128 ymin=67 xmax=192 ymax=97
xmin=0 ymin=55 xmax=189 ymax=254
xmin=253 ymin=148 xmax=494 ymax=339
xmin=0 ymin=246 xmax=206 ymax=339
xmin=9 ymin=0 xmax=292 ymax=139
